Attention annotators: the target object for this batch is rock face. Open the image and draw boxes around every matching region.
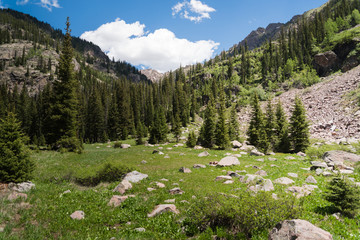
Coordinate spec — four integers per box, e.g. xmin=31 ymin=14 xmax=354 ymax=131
xmin=314 ymin=51 xmax=339 ymax=76
xmin=140 ymin=69 xmax=164 ymax=83
xmin=147 ymin=204 xmax=179 ymax=217
xmin=217 ymin=156 xmax=240 ymax=167
xmin=123 ymin=171 xmax=148 ymax=183
xmin=269 ymin=219 xmax=333 ymax=240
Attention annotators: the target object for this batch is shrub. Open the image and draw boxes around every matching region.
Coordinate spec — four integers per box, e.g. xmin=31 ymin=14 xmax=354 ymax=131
xmin=183 ymin=192 xmax=302 ymax=238
xmin=113 ymin=141 xmax=122 ymax=148
xmin=75 ymin=162 xmax=132 ymax=186
xmin=324 ymin=176 xmax=360 ymax=218
xmin=0 ymin=112 xmax=35 ymax=183
xmin=186 ymin=131 xmax=197 ymax=148
xmin=56 ymin=136 xmax=83 ymax=154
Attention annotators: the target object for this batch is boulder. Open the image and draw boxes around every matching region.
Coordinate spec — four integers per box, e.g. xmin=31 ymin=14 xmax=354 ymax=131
xmin=231 ymin=140 xmax=242 ymax=148
xmin=314 ymin=50 xmax=339 ymax=76
xmin=108 ymin=195 xmax=135 ymax=207
xmin=305 ymin=176 xmax=317 ymax=184
xmin=288 ymin=173 xmax=298 ymax=178
xmin=113 ymin=180 xmax=132 ymax=194
xmin=198 ymin=151 xmax=210 ymax=157
xmin=218 ymin=156 xmax=240 ymax=167
xmin=123 ymin=171 xmax=148 ymax=183
xmin=215 ymin=176 xmax=232 ymax=181
xmin=70 ymin=211 xmax=85 ymax=220
xmin=7 ymin=192 xmax=27 ymax=201
xmin=310 ymin=161 xmax=328 ymax=170
xmin=156 ymin=182 xmax=166 ymax=188
xmin=269 ymin=219 xmax=333 ymax=240
xmin=243 ymin=174 xmax=264 ymax=184
xmin=250 ymin=149 xmax=265 ymax=156
xmin=285 ymin=156 xmax=296 ymax=160
xmin=169 ymin=188 xmax=184 ymax=195
xmin=9 ymin=181 xmax=35 ymax=193
xmin=193 ymin=164 xmax=206 ymax=169
xmin=179 ymin=167 xmax=192 ymax=173
xmin=120 ymin=144 xmax=131 ymax=149
xmin=147 ymin=204 xmax=179 ymax=217
xmin=323 ymin=150 xmax=360 ymax=164
xmin=194 ymin=146 xmax=203 ymax=150
xmin=255 ymin=170 xmax=267 ymax=177
xmin=223 ymin=180 xmax=234 ymax=184
xmin=274 ymin=177 xmax=295 ymax=185
xmin=297 ymin=152 xmax=306 ymax=157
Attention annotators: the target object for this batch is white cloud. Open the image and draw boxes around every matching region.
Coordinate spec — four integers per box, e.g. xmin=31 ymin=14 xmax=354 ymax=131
xmin=0 ymin=0 xmax=5 ymax=8
xmin=16 ymin=0 xmax=29 ymax=5
xmin=80 ymin=18 xmax=219 ymax=73
xmin=39 ymin=0 xmax=60 ymax=11
xmin=172 ymin=0 xmax=215 ymax=23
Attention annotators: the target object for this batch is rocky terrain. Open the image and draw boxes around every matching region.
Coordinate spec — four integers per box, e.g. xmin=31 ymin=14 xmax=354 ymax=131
xmin=140 ymin=69 xmax=164 ymax=83
xmin=238 ymin=65 xmax=360 ymax=142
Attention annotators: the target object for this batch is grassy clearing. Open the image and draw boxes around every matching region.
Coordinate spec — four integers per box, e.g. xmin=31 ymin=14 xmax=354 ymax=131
xmin=1 ymin=141 xmax=360 ymax=239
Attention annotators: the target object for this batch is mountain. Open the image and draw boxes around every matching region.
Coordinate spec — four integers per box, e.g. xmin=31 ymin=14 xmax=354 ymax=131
xmin=140 ymin=69 xmax=164 ymax=83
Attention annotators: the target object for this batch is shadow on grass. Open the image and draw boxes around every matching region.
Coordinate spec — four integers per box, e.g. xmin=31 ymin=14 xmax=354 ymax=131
xmin=314 ymin=205 xmax=338 ymax=216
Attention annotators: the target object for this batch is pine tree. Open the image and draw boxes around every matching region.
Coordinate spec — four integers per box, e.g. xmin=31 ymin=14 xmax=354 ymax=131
xmin=265 ymin=99 xmax=277 ymax=150
xmin=228 ymin=105 xmax=240 ymax=141
xmin=172 ymin=111 xmax=181 ymax=142
xmin=149 ymin=107 xmax=168 ymax=144
xmin=275 ymin=100 xmax=290 ymax=153
xmin=0 ymin=112 xmax=34 ymax=183
xmin=136 ymin=121 xmax=144 ymax=145
xmin=289 ymin=96 xmax=309 ymax=153
xmin=86 ymin=87 xmax=105 ymax=143
xmin=186 ymin=131 xmax=197 ymax=148
xmin=215 ymin=83 xmax=229 ymax=149
xmin=50 ymin=17 xmax=82 ymax=152
xmin=199 ymin=98 xmax=216 ymax=148
xmin=247 ymin=93 xmax=269 ymax=153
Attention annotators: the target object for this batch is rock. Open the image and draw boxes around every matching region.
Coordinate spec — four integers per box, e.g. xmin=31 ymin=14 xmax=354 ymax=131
xmin=255 ymin=170 xmax=267 ymax=177
xmin=156 ymin=182 xmax=166 ymax=188
xmin=268 ymin=157 xmax=277 ymax=161
xmin=339 ymin=169 xmax=354 ymax=174
xmin=158 ymin=151 xmax=164 ymax=155
xmin=9 ymin=181 xmax=35 ymax=193
xmin=314 ymin=50 xmax=339 ymax=76
xmin=121 ymin=144 xmax=131 ymax=149
xmin=135 ymin=227 xmax=146 ymax=232
xmin=285 ymin=156 xmax=296 ymax=160
xmin=256 ymin=158 xmax=264 ymax=162
xmin=164 ymin=199 xmax=176 ymax=203
xmin=113 ymin=180 xmax=132 ymax=194
xmin=147 ymin=187 xmax=156 ymax=192
xmin=250 ymin=149 xmax=265 ymax=156
xmin=179 ymin=167 xmax=192 ymax=173
xmin=231 ymin=140 xmax=242 ymax=148
xmin=310 ymin=161 xmax=328 ymax=170
xmin=227 ymin=171 xmax=240 ymax=177
xmin=108 ymin=195 xmax=135 ymax=207
xmin=180 ymin=200 xmax=190 ymax=204
xmin=193 ymin=164 xmax=206 ymax=169
xmin=147 ymin=204 xmax=180 ymax=217
xmin=62 ymin=190 xmax=71 ymax=194
xmin=194 ymin=146 xmax=203 ymax=150
xmin=323 ymin=150 xmax=360 ymax=164
xmin=274 ymin=177 xmax=295 ymax=185
xmin=123 ymin=171 xmax=148 ymax=183
xmin=7 ymin=192 xmax=27 ymax=201
xmin=158 ymin=147 xmax=163 ymax=150
xmin=269 ymin=219 xmax=333 ymax=240
xmin=240 ymin=145 xmax=255 ymax=151
xmin=174 ymin=143 xmax=184 ymax=147
xmin=215 ymin=176 xmax=233 ymax=181
xmin=297 ymin=152 xmax=306 ymax=157
xmin=164 ymin=155 xmax=170 ymax=159
xmin=262 ymin=179 xmax=275 ymax=192
xmin=169 ymin=188 xmax=184 ymax=195
xmin=288 ymin=173 xmax=298 ymax=178
xmin=305 ymin=176 xmax=317 ymax=184
xmin=217 ymin=156 xmax=240 ymax=167
xmin=198 ymin=151 xmax=210 ymax=157
xmin=243 ymin=174 xmax=264 ymax=184
xmin=160 ymin=178 xmax=169 ymax=182
xmin=70 ymin=211 xmax=85 ymax=220
xmin=209 ymin=161 xmax=218 ymax=166
xmin=323 ymin=171 xmax=333 ymax=176
xmin=223 ymin=180 xmax=234 ymax=184
xmin=316 ymin=168 xmax=324 ymax=175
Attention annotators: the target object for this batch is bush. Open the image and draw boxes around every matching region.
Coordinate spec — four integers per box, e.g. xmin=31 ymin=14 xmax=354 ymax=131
xmin=113 ymin=141 xmax=122 ymax=148
xmin=183 ymin=192 xmax=302 ymax=238
xmin=0 ymin=112 xmax=35 ymax=183
xmin=324 ymin=176 xmax=360 ymax=218
xmin=55 ymin=136 xmax=83 ymax=154
xmin=186 ymin=131 xmax=197 ymax=148
xmin=75 ymin=162 xmax=132 ymax=186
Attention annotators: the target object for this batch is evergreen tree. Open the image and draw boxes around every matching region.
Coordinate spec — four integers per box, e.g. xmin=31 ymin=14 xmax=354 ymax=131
xmin=172 ymin=111 xmax=181 ymax=142
xmin=228 ymin=105 xmax=240 ymax=141
xmin=149 ymin=107 xmax=168 ymax=144
xmin=247 ymin=93 xmax=269 ymax=153
xmin=275 ymin=100 xmax=290 ymax=153
xmin=265 ymin=99 xmax=277 ymax=150
xmin=289 ymin=96 xmax=309 ymax=153
xmin=50 ymin=17 xmax=82 ymax=152
xmin=186 ymin=130 xmax=197 ymax=148
xmin=86 ymin=87 xmax=105 ymax=143
xmin=215 ymin=83 xmax=229 ymax=149
xmin=136 ymin=121 xmax=144 ymax=145
xmin=107 ymin=94 xmax=120 ymax=140
xmin=0 ymin=112 xmax=34 ymax=183
xmin=199 ymin=98 xmax=216 ymax=148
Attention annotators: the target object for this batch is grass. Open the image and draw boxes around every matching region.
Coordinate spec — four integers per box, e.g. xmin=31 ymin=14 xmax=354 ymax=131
xmin=1 ymin=140 xmax=360 ymax=239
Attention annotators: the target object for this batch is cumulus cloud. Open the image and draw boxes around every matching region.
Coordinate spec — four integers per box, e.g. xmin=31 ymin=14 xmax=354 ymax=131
xmin=16 ymin=0 xmax=29 ymax=5
xmin=40 ymin=0 xmax=60 ymax=11
xmin=80 ymin=18 xmax=219 ymax=73
xmin=172 ymin=0 xmax=215 ymax=23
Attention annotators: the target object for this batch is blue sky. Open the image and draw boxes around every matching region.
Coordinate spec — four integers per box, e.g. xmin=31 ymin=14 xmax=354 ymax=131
xmin=2 ymin=0 xmax=328 ymax=72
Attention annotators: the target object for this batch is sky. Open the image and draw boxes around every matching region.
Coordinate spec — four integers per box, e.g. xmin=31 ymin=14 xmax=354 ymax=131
xmin=2 ymin=0 xmax=329 ymax=72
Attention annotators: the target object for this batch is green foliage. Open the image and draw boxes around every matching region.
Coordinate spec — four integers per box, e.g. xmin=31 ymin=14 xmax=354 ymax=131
xmin=247 ymin=93 xmax=269 ymax=153
xmin=198 ymin=98 xmax=216 ymax=148
xmin=113 ymin=141 xmax=122 ymax=148
xmin=0 ymin=112 xmax=34 ymax=183
xmin=56 ymin=136 xmax=83 ymax=154
xmin=275 ymin=100 xmax=290 ymax=153
xmin=183 ymin=192 xmax=302 ymax=238
xmin=186 ymin=131 xmax=197 ymax=148
xmin=289 ymin=96 xmax=310 ymax=152
xmin=215 ymin=84 xmax=230 ymax=149
xmin=228 ymin=105 xmax=240 ymax=141
xmin=265 ymin=99 xmax=277 ymax=150
xmin=75 ymin=162 xmax=132 ymax=186
xmin=149 ymin=107 xmax=168 ymax=144
xmin=324 ymin=176 xmax=360 ymax=218
xmin=352 ymin=9 xmax=360 ymax=24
